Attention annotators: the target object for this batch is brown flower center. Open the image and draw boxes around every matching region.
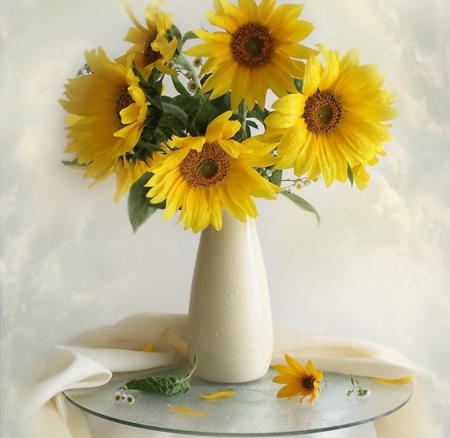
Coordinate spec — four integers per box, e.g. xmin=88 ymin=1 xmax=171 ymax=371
xmin=301 ymin=375 xmax=316 ymax=392
xmin=302 ymin=90 xmax=343 ymax=134
xmin=115 ymin=86 xmax=134 ymax=124
xmin=231 ymin=23 xmax=274 ymax=67
xmin=180 ymin=142 xmax=231 ymax=187
xmin=143 ymin=28 xmax=163 ymax=65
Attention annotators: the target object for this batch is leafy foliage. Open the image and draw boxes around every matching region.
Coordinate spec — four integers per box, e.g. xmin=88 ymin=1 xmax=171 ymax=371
xmin=128 ymin=172 xmax=165 ymax=232
xmin=120 ymin=356 xmax=198 ymax=395
xmin=281 ymin=191 xmax=320 ymax=224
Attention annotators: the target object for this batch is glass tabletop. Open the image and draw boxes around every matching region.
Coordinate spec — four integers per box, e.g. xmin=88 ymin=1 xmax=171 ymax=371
xmin=64 ymin=364 xmax=413 ymax=436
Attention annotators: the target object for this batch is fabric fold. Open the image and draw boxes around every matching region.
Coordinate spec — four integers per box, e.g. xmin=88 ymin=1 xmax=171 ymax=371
xmin=20 ymin=313 xmax=428 ymax=438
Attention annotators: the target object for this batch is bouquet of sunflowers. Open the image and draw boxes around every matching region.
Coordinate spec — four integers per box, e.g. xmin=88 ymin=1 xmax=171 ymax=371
xmin=60 ymin=0 xmax=397 ymax=233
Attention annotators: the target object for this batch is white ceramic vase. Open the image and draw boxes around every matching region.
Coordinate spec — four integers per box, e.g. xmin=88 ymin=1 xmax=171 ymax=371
xmin=187 ymin=211 xmax=273 ymax=383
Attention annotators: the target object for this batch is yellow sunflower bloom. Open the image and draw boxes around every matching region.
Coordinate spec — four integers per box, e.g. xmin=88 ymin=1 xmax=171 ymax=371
xmin=122 ymin=1 xmax=178 ymax=78
xmin=114 ymin=157 xmax=153 ymax=202
xmin=265 ymin=45 xmax=398 ymax=188
xmin=184 ymin=0 xmax=316 ymax=110
xmin=60 ymin=48 xmax=148 ymax=183
xmin=272 ymin=354 xmax=323 ymax=404
xmin=146 ymin=111 xmax=280 ymax=233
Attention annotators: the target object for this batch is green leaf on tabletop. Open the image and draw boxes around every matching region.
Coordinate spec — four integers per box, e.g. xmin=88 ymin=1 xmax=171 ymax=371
xmin=120 ymin=355 xmax=198 ymax=395
xmin=281 ymin=190 xmax=320 ymax=224
xmin=128 ymin=172 xmax=165 ymax=233
xmin=346 ymin=370 xmax=370 ymax=397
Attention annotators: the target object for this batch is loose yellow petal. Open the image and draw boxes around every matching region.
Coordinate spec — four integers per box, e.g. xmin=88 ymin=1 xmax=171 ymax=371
xmin=141 ymin=343 xmax=154 ymax=352
xmin=168 ymin=405 xmax=210 ymax=416
xmin=200 ymin=390 xmax=236 ymax=399
xmin=373 ymin=375 xmax=413 ymax=385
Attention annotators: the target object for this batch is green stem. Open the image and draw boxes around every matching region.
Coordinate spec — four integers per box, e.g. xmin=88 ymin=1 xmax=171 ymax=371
xmin=237 ymin=100 xmax=249 ymax=141
xmin=175 ymin=54 xmax=201 ymax=89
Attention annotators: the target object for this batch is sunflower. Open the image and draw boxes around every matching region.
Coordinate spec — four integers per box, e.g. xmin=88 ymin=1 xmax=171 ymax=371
xmin=264 ymin=45 xmax=398 ymax=188
xmin=184 ymin=0 xmax=316 ymax=110
xmin=146 ymin=111 xmax=280 ymax=233
xmin=60 ymin=48 xmax=148 ymax=184
xmin=272 ymin=354 xmax=323 ymax=404
xmin=122 ymin=1 xmax=177 ymax=78
xmin=114 ymin=157 xmax=153 ymax=202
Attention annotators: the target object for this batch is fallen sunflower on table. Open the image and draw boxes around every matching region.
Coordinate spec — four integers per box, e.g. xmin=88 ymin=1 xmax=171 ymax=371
xmin=272 ymin=354 xmax=323 ymax=404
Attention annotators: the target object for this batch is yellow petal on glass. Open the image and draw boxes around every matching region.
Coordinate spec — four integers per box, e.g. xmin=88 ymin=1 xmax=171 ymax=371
xmin=146 ymin=112 xmax=280 ymax=233
xmin=272 ymin=355 xmax=323 ymax=405
xmin=200 ymin=390 xmax=236 ymax=399
xmin=168 ymin=405 xmax=210 ymax=417
xmin=184 ymin=0 xmax=316 ymax=110
xmin=373 ymin=375 xmax=413 ymax=385
xmin=265 ymin=45 xmax=398 ymax=189
xmin=60 ymin=48 xmax=148 ymax=193
xmin=141 ymin=343 xmax=154 ymax=352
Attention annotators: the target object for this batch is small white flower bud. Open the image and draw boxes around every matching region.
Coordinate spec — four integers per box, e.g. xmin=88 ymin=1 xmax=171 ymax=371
xmin=187 ymin=80 xmax=198 ymax=93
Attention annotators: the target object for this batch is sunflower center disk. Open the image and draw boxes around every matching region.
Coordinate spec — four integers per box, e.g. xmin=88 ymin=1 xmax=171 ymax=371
xmin=231 ymin=23 xmax=274 ymax=67
xmin=144 ymin=29 xmax=163 ymax=65
xmin=301 ymin=375 xmax=316 ymax=391
xmin=302 ymin=90 xmax=343 ymax=134
xmin=115 ymin=87 xmax=134 ymax=123
xmin=198 ymin=158 xmax=219 ymax=179
xmin=181 ymin=142 xmax=231 ymax=188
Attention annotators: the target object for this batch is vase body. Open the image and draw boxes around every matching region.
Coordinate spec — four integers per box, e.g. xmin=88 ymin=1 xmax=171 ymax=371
xmin=187 ymin=212 xmax=273 ymax=383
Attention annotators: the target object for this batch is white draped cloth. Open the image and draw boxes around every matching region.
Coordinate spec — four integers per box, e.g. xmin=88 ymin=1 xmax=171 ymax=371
xmin=21 ymin=313 xmax=428 ymax=438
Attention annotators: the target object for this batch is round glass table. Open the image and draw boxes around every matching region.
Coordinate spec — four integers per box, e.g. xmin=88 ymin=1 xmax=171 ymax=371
xmin=64 ymin=364 xmax=413 ymax=436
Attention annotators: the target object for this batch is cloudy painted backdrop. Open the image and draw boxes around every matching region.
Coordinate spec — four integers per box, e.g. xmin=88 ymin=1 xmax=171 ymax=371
xmin=1 ymin=0 xmax=449 ymax=436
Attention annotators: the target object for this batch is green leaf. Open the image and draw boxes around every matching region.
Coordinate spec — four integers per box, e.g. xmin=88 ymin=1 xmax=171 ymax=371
xmin=128 ymin=172 xmax=165 ymax=232
xmin=190 ymin=100 xmax=218 ymax=135
xmin=170 ymin=24 xmax=183 ymax=47
xmin=347 ymin=165 xmax=354 ymax=187
xmin=61 ymin=159 xmax=88 ymax=168
xmin=120 ymin=355 xmax=198 ymax=396
xmin=182 ymin=31 xmax=199 ymax=44
xmin=247 ymin=104 xmax=270 ymax=124
xmin=172 ymin=95 xmax=203 ymax=116
xmin=281 ymin=191 xmax=320 ymax=224
xmin=269 ymin=169 xmax=283 ymax=187
xmin=176 ymin=53 xmax=195 ymax=72
xmin=160 ymin=102 xmax=188 ymax=129
xmin=171 ymin=75 xmax=190 ymax=97
xmin=293 ymin=78 xmax=303 ymax=93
